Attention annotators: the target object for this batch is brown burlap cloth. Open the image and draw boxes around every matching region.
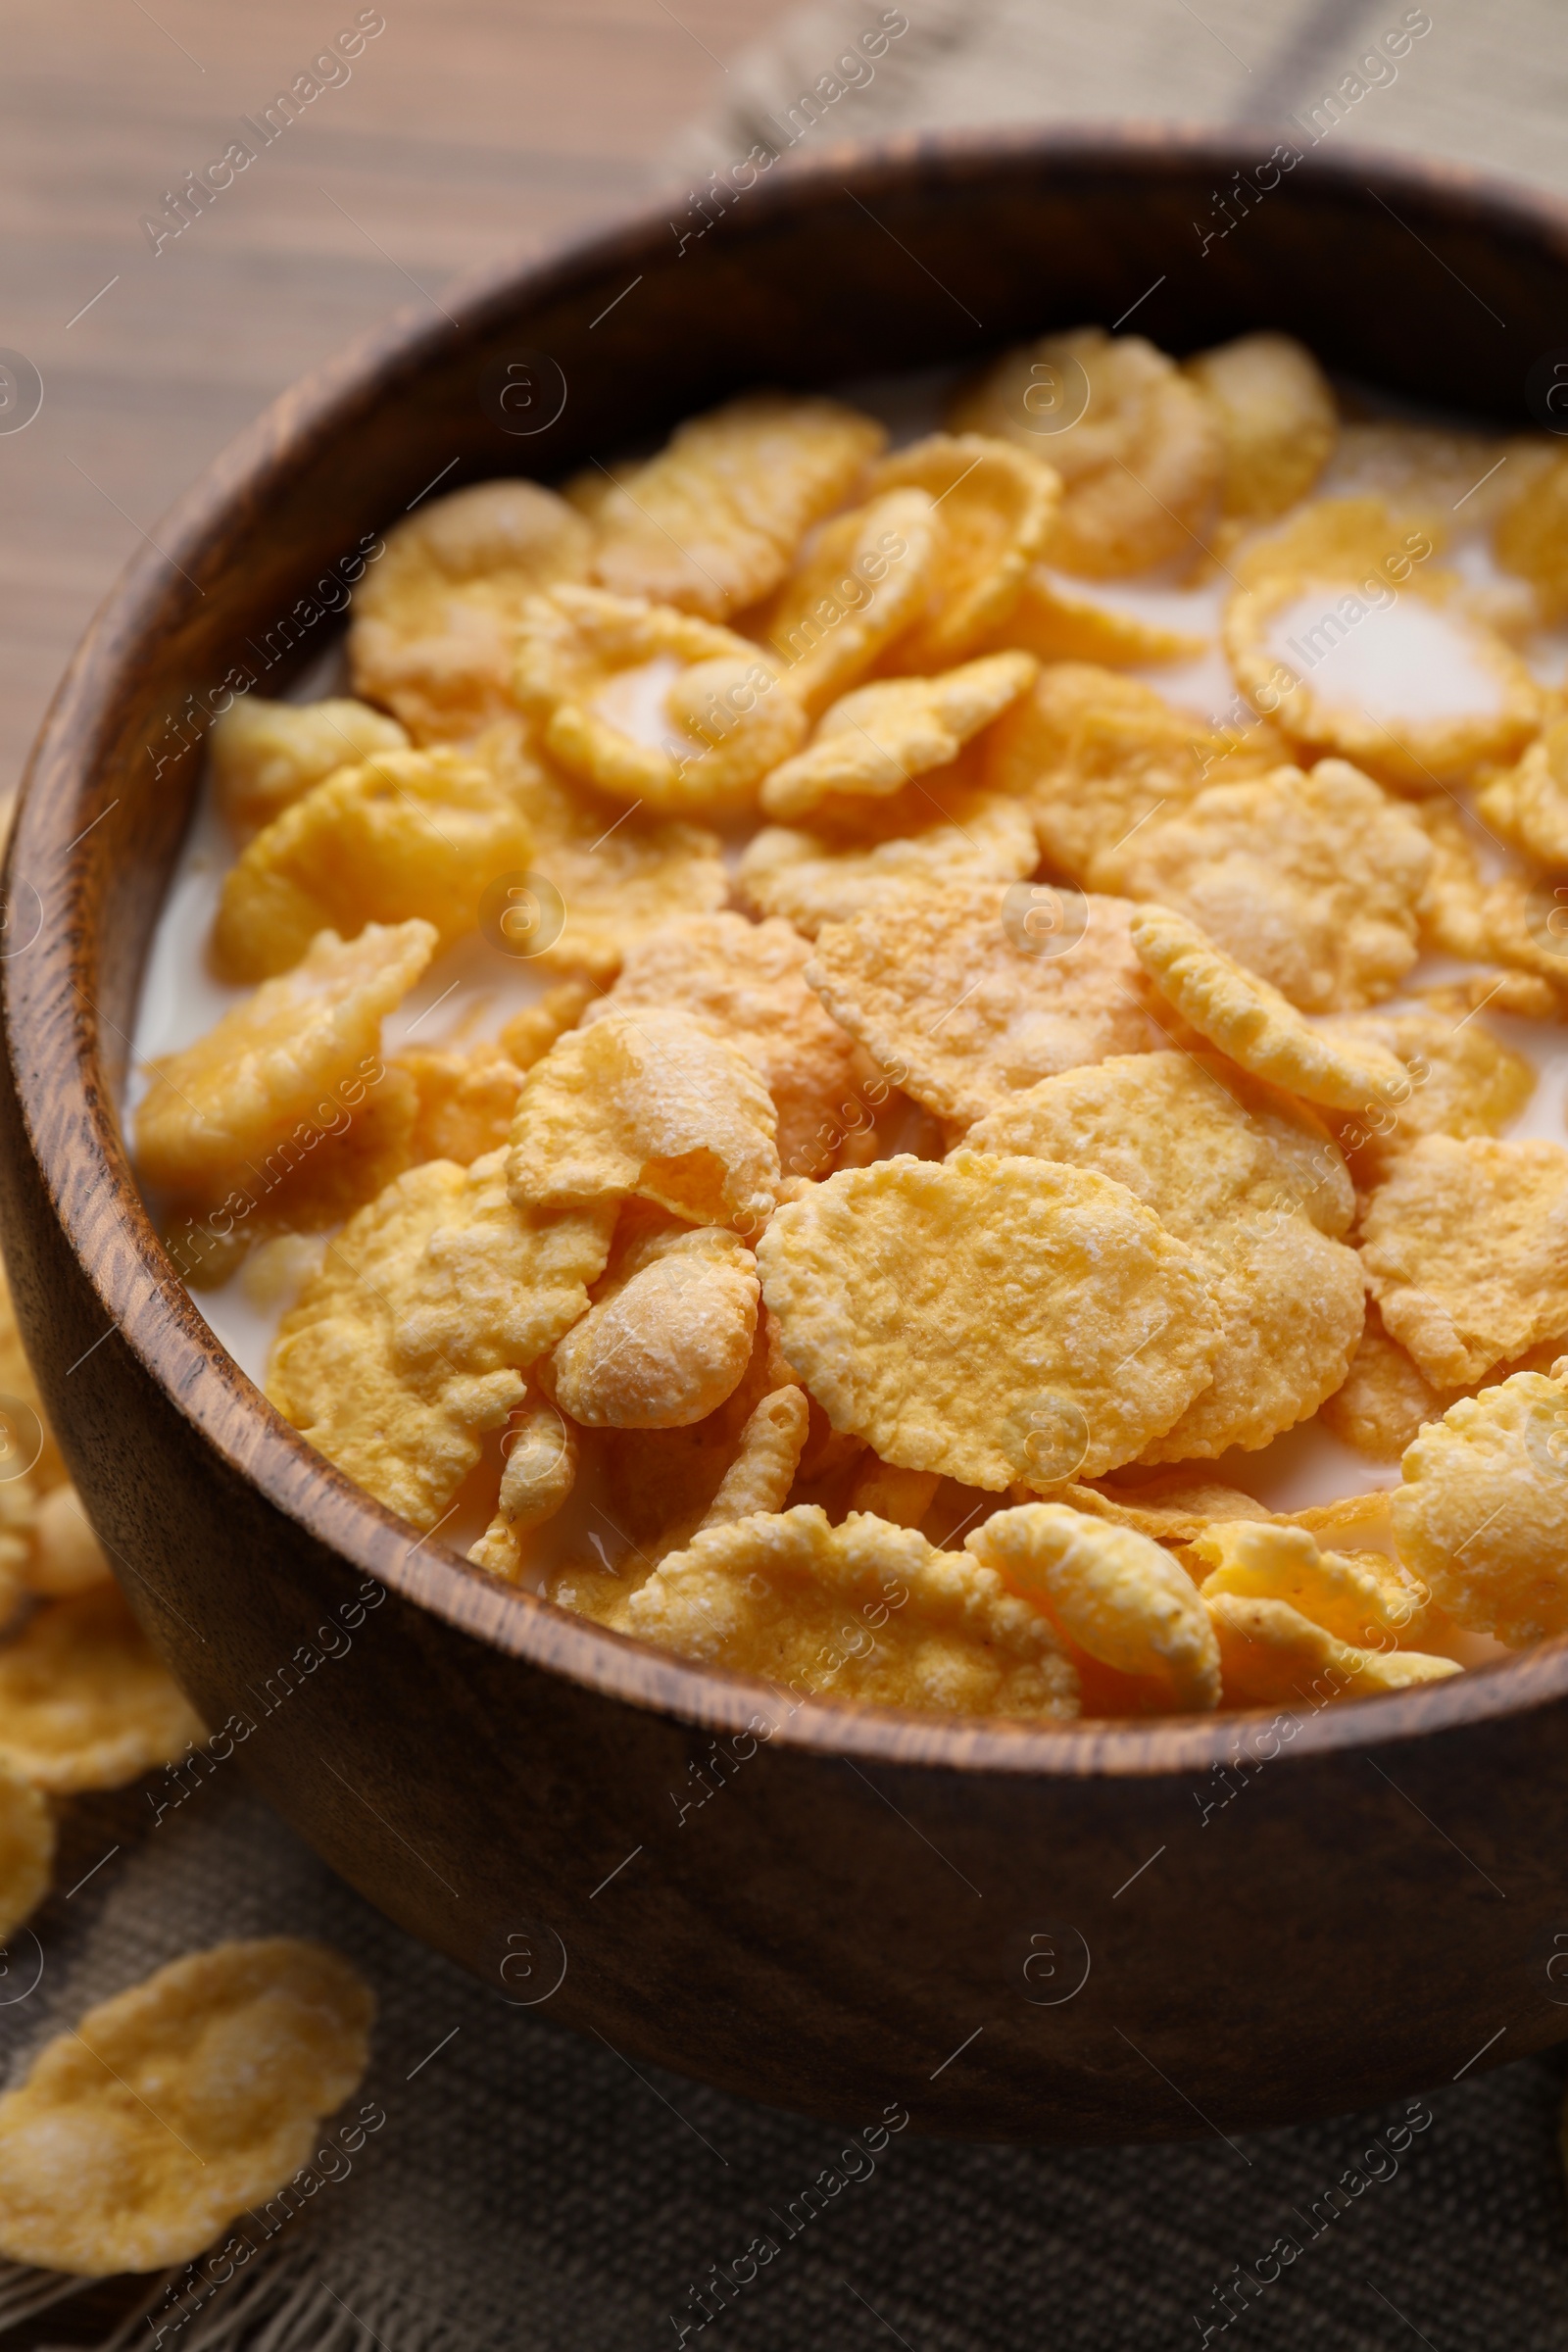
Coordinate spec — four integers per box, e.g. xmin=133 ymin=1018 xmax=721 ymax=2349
xmin=7 ymin=2 xmax=1568 ymax=2344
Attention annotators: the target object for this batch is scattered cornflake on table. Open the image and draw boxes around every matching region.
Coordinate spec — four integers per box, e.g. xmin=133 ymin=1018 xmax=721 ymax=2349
xmin=0 ymin=1586 xmax=204 ymax=1793
xmin=0 ymin=1938 xmax=373 ymax=2275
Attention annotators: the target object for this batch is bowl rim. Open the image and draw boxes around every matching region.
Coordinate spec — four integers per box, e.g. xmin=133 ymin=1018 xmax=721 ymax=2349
xmin=12 ymin=119 xmax=1568 ymax=1783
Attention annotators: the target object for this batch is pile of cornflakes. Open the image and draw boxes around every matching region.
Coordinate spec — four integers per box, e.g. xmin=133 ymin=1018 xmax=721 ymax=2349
xmin=132 ymin=330 xmax=1568 ymax=1727
xmin=0 ymin=1251 xmax=377 ymax=2280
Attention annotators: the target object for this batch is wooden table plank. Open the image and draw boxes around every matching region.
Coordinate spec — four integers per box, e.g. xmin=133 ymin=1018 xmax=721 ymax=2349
xmin=0 ymin=0 xmax=781 ymax=793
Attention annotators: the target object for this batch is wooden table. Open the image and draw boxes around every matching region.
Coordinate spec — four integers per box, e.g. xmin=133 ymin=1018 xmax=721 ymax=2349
xmin=0 ymin=0 xmax=779 ymax=798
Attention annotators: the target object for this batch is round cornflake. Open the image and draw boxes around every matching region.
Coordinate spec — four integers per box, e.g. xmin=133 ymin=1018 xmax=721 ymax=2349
xmin=966 ymin=1053 xmax=1363 ymax=1460
xmin=865 ymin=433 xmax=1059 ymax=665
xmin=807 ymin=882 xmax=1159 ymax=1131
xmin=508 ymin=1005 xmax=779 ymax=1235
xmin=982 ymin=661 xmax=1291 ymax=883
xmin=0 ymin=1937 xmax=372 ymax=2276
xmin=756 ymin=486 xmax=940 ymax=715
xmin=0 ymin=1760 xmax=52 ymax=1940
xmin=1191 ymin=1519 xmax=1425 ymax=1650
xmin=759 ymin=653 xmax=1037 ymax=822
xmin=950 ymin=327 xmax=1222 ymax=575
xmin=213 ymin=747 xmax=532 ymax=983
xmin=270 ymin=1149 xmax=613 ymax=1528
xmin=545 ymin=1225 xmax=759 ymax=1430
xmin=1205 ymin=1592 xmax=1459 ymax=1706
xmin=1183 ymin=332 xmax=1336 ymax=520
xmin=134 ymin=919 xmax=436 ymax=1199
xmin=736 ymin=777 xmax=1038 ymax=938
xmin=968 ymin=1501 xmax=1220 ymax=1711
xmin=1097 ymin=759 xmax=1433 ymax=1012
xmin=581 ymin=911 xmax=864 ymax=1174
xmin=1395 ymin=1369 xmax=1568 ymax=1643
xmin=756 ymin=1152 xmax=1221 ymax=1489
xmin=0 ymin=1586 xmax=204 ymax=1794
xmin=1129 ymin=905 xmax=1408 ymax=1112
xmin=1359 ymin=1134 xmax=1568 ymax=1388
xmin=349 ymin=478 xmax=593 ymax=741
xmin=1317 ymin=1009 xmax=1535 ymax=1191
xmin=514 ymin=585 xmax=806 ymax=817
xmin=588 ymin=392 xmax=885 ymax=620
xmin=624 ymin=1505 xmax=1081 ymax=1719
xmin=209 ymin=696 xmax=410 ymax=840
xmin=472 ymin=720 xmax=726 ymax=982
xmin=1047 ymin=1471 xmax=1275 ymax=1545
xmin=1223 ymin=500 xmax=1543 ymax=791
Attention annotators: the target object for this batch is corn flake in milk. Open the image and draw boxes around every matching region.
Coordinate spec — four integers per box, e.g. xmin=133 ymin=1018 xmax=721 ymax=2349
xmin=123 ymin=326 xmax=1568 ymax=1724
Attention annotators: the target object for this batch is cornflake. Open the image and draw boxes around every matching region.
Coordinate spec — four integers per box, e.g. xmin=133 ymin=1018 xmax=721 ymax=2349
xmin=983 ymin=662 xmax=1290 ymax=882
xmin=214 ymin=749 xmax=529 ymax=981
xmin=0 ymin=1761 xmax=52 ymax=1940
xmin=545 ymin=1224 xmax=759 ymax=1429
xmin=624 ymin=1505 xmax=1081 ymax=1718
xmin=756 ymin=1152 xmax=1221 ymax=1488
xmin=514 ymin=585 xmax=805 ymax=817
xmin=760 ymin=653 xmax=1037 ymax=822
xmin=581 ymin=912 xmax=862 ymax=1175
xmin=1223 ymin=503 xmax=1543 ymax=790
xmin=996 ymin=568 xmax=1206 ymax=667
xmin=210 ymin=697 xmax=409 ymax=839
xmin=1183 ymin=332 xmax=1337 ymax=520
xmin=1317 ymin=1010 xmax=1534 ymax=1189
xmin=1359 ymin=1135 xmax=1568 ymax=1386
xmin=136 ymin=921 xmax=435 ymax=1197
xmin=736 ymin=778 xmax=1038 ymax=938
xmin=966 ymin=1053 xmax=1363 ymax=1459
xmin=0 ymin=1938 xmax=372 ymax=2276
xmin=756 ymin=487 xmax=940 ymax=713
xmin=390 ymin=1043 xmax=526 ymax=1167
xmin=350 ymin=478 xmax=592 ymax=740
xmin=1129 ymin=905 xmax=1409 ymax=1110
xmin=1097 ymin=760 xmax=1432 ymax=1011
xmin=269 ymin=1150 xmax=613 ymax=1528
xmin=508 ymin=1006 xmax=779 ymax=1234
xmin=1205 ymin=1592 xmax=1459 ymax=1705
xmin=474 ymin=720 xmax=726 ymax=981
xmin=865 ymin=434 xmax=1059 ymax=663
xmin=468 ymin=1383 xmax=579 ymax=1583
xmin=27 ymin=1484 xmax=114 ymax=1597
xmin=1394 ymin=1368 xmax=1568 ymax=1642
xmin=1476 ymin=715 xmax=1568 ymax=864
xmin=807 ymin=883 xmax=1159 ymax=1130
xmin=950 ymin=328 xmax=1222 ymax=574
xmin=1320 ymin=1306 xmax=1459 ymax=1461
xmin=969 ymin=1501 xmax=1220 ymax=1710
xmin=0 ymin=1586 xmax=204 ymax=1793
xmin=1493 ymin=446 xmax=1568 ymax=616
xmin=1192 ymin=1520 xmax=1425 ymax=1648
xmin=588 ymin=393 xmax=885 ymax=618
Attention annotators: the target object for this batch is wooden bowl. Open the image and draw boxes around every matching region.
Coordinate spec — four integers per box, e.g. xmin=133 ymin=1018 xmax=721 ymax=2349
xmin=5 ymin=127 xmax=1568 ymax=2146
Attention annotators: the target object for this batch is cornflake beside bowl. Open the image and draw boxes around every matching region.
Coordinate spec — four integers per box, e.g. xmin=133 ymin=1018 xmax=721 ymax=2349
xmin=12 ymin=134 xmax=1568 ymax=2144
